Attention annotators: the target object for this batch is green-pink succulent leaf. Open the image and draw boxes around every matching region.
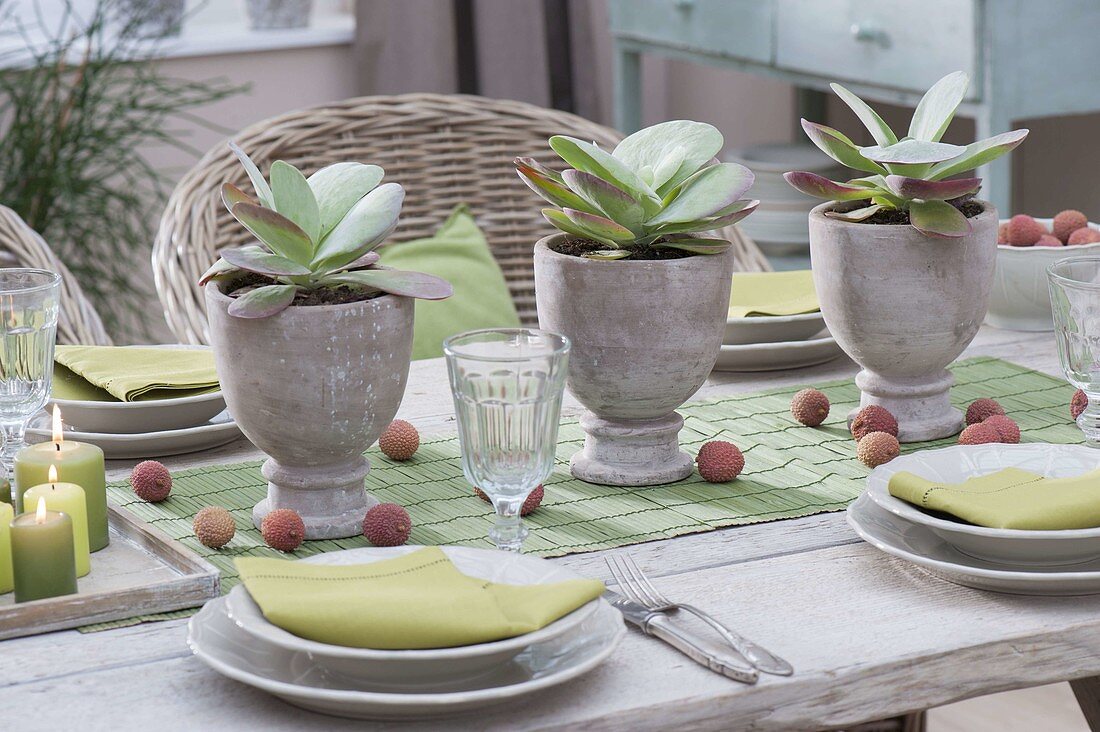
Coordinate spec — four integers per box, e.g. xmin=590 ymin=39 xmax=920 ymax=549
xmin=311 ymin=182 xmax=404 ymax=271
xmin=562 ymin=169 xmax=645 ymax=232
xmin=908 ymin=71 xmax=969 ymax=142
xmin=221 ymin=182 xmax=256 ymax=212
xmin=516 ymin=165 xmax=600 ymax=214
xmin=659 ymin=237 xmax=731 ymax=255
xmin=324 ymin=269 xmax=454 ymax=300
xmin=927 ymin=129 xmax=1029 ymax=181
xmin=801 ymin=120 xmax=888 ymax=174
xmin=647 ymin=163 xmax=754 ymax=225
xmin=823 ymin=204 xmax=884 ymax=222
xmin=231 ymin=202 xmax=315 ymax=265
xmin=783 ymin=171 xmax=877 ymax=201
xmin=218 ymin=247 xmax=312 ymax=277
xmin=583 ymin=250 xmax=632 ymax=260
xmin=514 ymin=157 xmax=565 ymax=185
xmin=199 ymin=258 xmax=241 ymax=286
xmin=830 ymin=83 xmax=898 ymax=147
xmin=307 ymin=162 xmax=385 ymax=238
xmin=342 ymin=251 xmax=381 ymax=270
xmin=884 ymin=175 xmax=981 ymax=201
xmin=228 ymin=141 xmax=273 ymax=208
xmin=909 ymin=199 xmax=972 ymax=238
xmin=542 ymin=209 xmax=620 ymax=247
xmin=563 ymin=208 xmax=637 ymax=242
xmin=227 ymin=284 xmax=298 ymax=318
xmin=548 ymin=135 xmax=660 ymax=212
xmin=270 ymin=160 xmax=321 ymax=244
xmin=860 ymin=139 xmax=966 ymax=166
xmin=613 ymin=120 xmax=723 ymax=192
xmin=649 ymin=145 xmax=686 ymax=190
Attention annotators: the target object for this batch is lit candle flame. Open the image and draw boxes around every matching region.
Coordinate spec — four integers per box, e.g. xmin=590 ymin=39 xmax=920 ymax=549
xmin=48 ymin=464 xmax=58 ymax=484
xmin=35 ymin=496 xmax=46 ymax=524
xmin=52 ymin=405 xmax=64 ymax=445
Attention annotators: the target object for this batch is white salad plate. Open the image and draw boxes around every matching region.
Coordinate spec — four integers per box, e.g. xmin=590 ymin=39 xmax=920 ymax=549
xmin=866 ymin=444 xmax=1100 ymax=567
xmin=225 ymin=545 xmax=604 ymax=687
xmin=847 ymin=494 xmax=1100 ymax=596
xmin=188 ymin=594 xmax=624 ymax=720
xmin=723 ymin=311 xmax=826 ymax=346
xmin=713 ymin=332 xmax=845 ymax=372
xmin=28 ymin=409 xmax=242 ymax=459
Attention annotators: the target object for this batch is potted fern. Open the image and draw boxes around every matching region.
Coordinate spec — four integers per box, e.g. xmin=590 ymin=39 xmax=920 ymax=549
xmin=521 ymin=121 xmax=758 ymax=486
xmin=785 ymin=71 xmax=1028 ymax=441
xmin=203 ymin=144 xmax=451 ymax=539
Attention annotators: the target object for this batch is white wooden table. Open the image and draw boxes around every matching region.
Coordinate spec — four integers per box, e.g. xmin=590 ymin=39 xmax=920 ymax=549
xmin=5 ymin=325 xmax=1100 ymax=732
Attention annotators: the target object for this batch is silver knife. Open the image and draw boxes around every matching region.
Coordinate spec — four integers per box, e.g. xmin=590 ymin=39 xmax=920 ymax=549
xmin=604 ymin=591 xmax=759 ymax=684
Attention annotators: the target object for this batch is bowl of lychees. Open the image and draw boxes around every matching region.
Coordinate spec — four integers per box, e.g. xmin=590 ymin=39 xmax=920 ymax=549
xmin=988 ymin=211 xmax=1100 ymax=331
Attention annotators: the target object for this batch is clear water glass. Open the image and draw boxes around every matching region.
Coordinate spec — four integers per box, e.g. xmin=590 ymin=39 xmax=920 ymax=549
xmin=1048 ymin=256 xmax=1100 ymax=445
xmin=0 ymin=269 xmax=61 ymax=473
xmin=444 ymin=329 xmax=570 ymax=552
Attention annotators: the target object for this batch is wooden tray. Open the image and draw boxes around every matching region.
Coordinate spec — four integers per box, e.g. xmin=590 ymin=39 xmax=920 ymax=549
xmin=0 ymin=502 xmax=219 ymax=639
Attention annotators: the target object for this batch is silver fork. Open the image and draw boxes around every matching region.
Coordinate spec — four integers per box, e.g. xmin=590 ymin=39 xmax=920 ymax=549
xmin=605 ymin=553 xmax=794 ymax=676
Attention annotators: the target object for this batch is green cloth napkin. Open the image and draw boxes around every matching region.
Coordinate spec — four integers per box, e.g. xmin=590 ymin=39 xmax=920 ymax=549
xmin=379 ymin=205 xmax=521 ymax=360
xmin=53 ymin=346 xmax=219 ymax=402
xmin=888 ymin=467 xmax=1100 ymax=530
xmin=235 ymin=547 xmax=605 ymax=649
xmin=728 ymin=270 xmax=819 ymax=318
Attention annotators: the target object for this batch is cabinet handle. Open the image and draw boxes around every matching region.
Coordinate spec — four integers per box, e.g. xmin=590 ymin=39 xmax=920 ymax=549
xmin=850 ymin=22 xmax=891 ymax=48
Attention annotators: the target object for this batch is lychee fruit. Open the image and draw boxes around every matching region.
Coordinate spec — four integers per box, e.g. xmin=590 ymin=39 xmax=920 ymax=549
xmin=1072 ymin=389 xmax=1089 ymax=420
xmin=983 ymin=414 xmax=1021 ymax=444
xmin=790 ymin=388 xmax=830 ymax=427
xmin=997 ymin=222 xmax=1010 ymax=244
xmin=193 ymin=506 xmax=235 ymax=548
xmin=474 ymin=485 xmax=545 ymax=516
xmin=850 ymin=405 xmax=899 ymax=440
xmin=959 ymin=422 xmax=1001 ymax=446
xmin=1036 ymin=234 xmax=1063 ymax=247
xmin=1068 ymin=227 xmax=1100 ymax=246
xmin=261 ymin=508 xmax=305 ymax=552
xmin=965 ymin=398 xmax=1005 ymax=425
xmin=1006 ymin=214 xmax=1045 ymax=246
xmin=130 ymin=460 xmax=172 ymax=502
xmin=362 ymin=502 xmax=411 ymax=547
xmin=1053 ymin=210 xmax=1089 ymax=243
xmin=696 ymin=441 xmax=745 ymax=482
xmin=856 ymin=431 xmax=900 ymax=468
xmin=378 ymin=419 xmax=419 ymax=461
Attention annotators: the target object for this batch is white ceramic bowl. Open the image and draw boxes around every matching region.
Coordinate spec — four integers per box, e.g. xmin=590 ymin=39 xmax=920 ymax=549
xmin=723 ymin=311 xmax=825 ymax=345
xmin=866 ymin=443 xmax=1100 ymax=566
xmin=987 ymin=218 xmax=1100 ymax=331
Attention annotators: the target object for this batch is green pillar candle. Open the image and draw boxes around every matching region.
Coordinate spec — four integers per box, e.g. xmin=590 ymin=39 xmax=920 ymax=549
xmin=0 ymin=476 xmax=11 ymax=505
xmin=11 ymin=497 xmax=78 ymax=603
xmin=0 ymin=501 xmax=12 ymax=594
xmin=15 ymin=439 xmax=107 ymax=552
xmin=23 ymin=471 xmax=90 ymax=578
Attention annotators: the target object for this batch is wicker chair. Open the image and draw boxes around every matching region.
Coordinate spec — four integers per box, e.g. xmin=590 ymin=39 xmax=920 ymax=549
xmin=0 ymin=206 xmax=112 ymax=346
xmin=152 ymin=93 xmax=771 ymax=344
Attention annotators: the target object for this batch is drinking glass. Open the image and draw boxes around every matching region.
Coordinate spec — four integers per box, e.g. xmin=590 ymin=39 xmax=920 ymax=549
xmin=1049 ymin=256 xmax=1100 ymax=445
xmin=444 ymin=328 xmax=570 ymax=552
xmin=0 ymin=269 xmax=61 ymax=474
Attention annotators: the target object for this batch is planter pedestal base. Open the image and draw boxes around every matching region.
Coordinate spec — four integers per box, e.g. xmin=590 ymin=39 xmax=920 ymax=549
xmin=849 ymin=368 xmax=964 ymax=443
xmin=252 ymin=456 xmax=379 ymax=539
xmin=570 ymin=412 xmax=693 ymax=487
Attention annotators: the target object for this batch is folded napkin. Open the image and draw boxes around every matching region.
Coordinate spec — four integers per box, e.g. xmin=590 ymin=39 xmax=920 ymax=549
xmin=235 ymin=547 xmax=605 ymax=650
xmin=728 ymin=270 xmax=819 ymax=318
xmin=53 ymin=346 xmax=219 ymax=402
xmin=888 ymin=467 xmax=1100 ymax=530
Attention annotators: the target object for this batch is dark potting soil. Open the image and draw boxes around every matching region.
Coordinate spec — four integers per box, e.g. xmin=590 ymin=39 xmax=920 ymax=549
xmin=860 ymin=199 xmax=985 ymax=226
xmin=227 ymin=273 xmax=384 ymax=307
xmin=550 ymin=237 xmax=695 ymax=260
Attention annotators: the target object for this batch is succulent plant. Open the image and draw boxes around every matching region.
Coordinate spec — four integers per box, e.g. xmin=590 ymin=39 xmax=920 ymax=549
xmin=200 ymin=143 xmax=452 ymax=318
xmin=515 ymin=120 xmax=758 ymax=259
xmin=784 ymin=71 xmax=1028 ymax=238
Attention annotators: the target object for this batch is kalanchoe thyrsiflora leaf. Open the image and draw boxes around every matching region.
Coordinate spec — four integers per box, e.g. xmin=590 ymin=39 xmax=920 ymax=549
xmin=647 ymin=163 xmax=754 ymax=225
xmin=909 ymin=199 xmax=971 ymax=238
xmin=908 ymin=71 xmax=969 ymax=142
xmin=513 ymin=157 xmax=565 ymax=185
xmin=653 ymin=199 xmax=760 ymax=235
xmin=221 ymin=182 xmax=256 ymax=211
xmin=516 ymin=162 xmax=600 ymax=214
xmin=270 ymin=161 xmax=322 ymax=244
xmin=341 ymin=251 xmax=381 ymax=271
xmin=227 ymin=284 xmax=298 ymax=318
xmin=830 ymin=83 xmax=898 ymax=147
xmin=659 ymin=237 xmax=731 ymax=255
xmin=823 ymin=204 xmax=884 ymax=222
xmin=612 ymin=120 xmax=723 ymax=193
xmin=231 ymin=202 xmax=315 ymax=265
xmin=311 ymin=182 xmax=404 ymax=271
xmin=860 ymin=139 xmax=966 ymax=166
xmin=218 ymin=246 xmax=312 ymax=277
xmin=783 ymin=172 xmax=880 ymax=201
xmin=563 ymin=208 xmax=637 ymax=242
xmin=228 ymin=141 xmax=273 ymax=208
xmin=583 ymin=249 xmax=632 ymax=260
xmin=561 ymin=169 xmax=645 ymax=234
xmin=541 ymin=208 xmax=620 ymax=248
xmin=323 ymin=269 xmax=454 ymax=300
xmin=927 ymin=129 xmax=1029 ymax=180
xmin=548 ymin=135 xmax=660 ymax=213
xmin=199 ymin=258 xmax=241 ymax=286
xmin=801 ymin=120 xmax=887 ymax=175
xmin=884 ymin=175 xmax=981 ymax=201
xmin=307 ymin=162 xmax=384 ymax=239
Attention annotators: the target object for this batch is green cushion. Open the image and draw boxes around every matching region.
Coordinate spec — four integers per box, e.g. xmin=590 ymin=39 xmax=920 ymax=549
xmin=379 ymin=205 xmax=521 ymax=360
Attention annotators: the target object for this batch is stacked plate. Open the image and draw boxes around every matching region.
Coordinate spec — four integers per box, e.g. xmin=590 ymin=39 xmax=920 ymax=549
xmin=715 ymin=310 xmax=844 ymax=372
xmin=848 ymin=443 xmax=1100 ymax=595
xmin=188 ymin=546 xmax=624 ymax=720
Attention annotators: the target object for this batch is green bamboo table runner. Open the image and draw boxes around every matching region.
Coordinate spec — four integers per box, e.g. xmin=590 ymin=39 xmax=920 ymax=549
xmin=83 ymin=357 xmax=1081 ymax=631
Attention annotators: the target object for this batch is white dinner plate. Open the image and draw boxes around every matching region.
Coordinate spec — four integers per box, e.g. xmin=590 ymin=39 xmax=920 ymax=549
xmin=723 ymin=311 xmax=825 ymax=346
xmin=847 ymin=494 xmax=1100 ymax=595
xmin=188 ymin=594 xmax=624 ymax=720
xmin=225 ymin=545 xmax=603 ymax=687
xmin=713 ymin=332 xmax=845 ymax=372
xmin=866 ymin=444 xmax=1100 ymax=567
xmin=28 ymin=409 xmax=242 ymax=459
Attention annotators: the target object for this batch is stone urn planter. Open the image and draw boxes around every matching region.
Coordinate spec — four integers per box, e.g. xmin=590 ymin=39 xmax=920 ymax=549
xmin=808 ymin=200 xmax=998 ymax=442
xmin=206 ymin=282 xmax=414 ymax=539
xmin=534 ymin=235 xmax=734 ymax=486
